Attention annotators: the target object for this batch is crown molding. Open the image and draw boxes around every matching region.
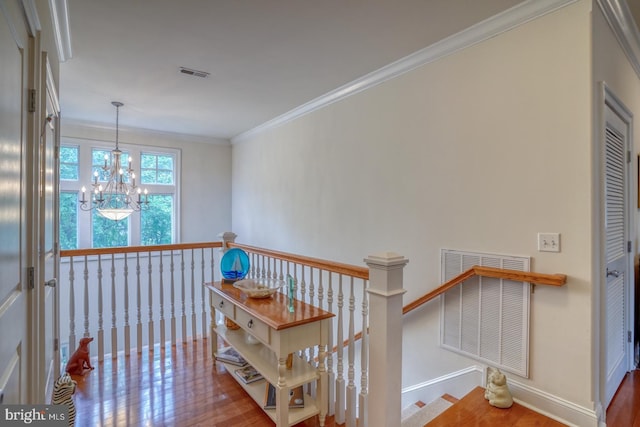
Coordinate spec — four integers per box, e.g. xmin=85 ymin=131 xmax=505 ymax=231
xmin=49 ymin=0 xmax=72 ymax=62
xmin=62 ymin=119 xmax=231 ymax=146
xmin=20 ymin=0 xmax=40 ymax=36
xmin=232 ymin=0 xmax=578 ymax=144
xmin=597 ymin=0 xmax=640 ymax=79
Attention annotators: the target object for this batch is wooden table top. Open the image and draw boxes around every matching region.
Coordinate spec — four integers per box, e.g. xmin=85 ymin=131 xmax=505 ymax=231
xmin=204 ymin=281 xmax=334 ymax=331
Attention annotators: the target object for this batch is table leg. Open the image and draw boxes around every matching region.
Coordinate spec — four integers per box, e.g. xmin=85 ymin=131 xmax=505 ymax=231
xmin=318 ymin=343 xmax=328 ymax=427
xmin=276 ymin=356 xmax=288 ymax=427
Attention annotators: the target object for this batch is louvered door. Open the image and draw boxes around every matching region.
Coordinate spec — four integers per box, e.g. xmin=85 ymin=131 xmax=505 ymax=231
xmin=603 ymin=98 xmax=631 ymax=408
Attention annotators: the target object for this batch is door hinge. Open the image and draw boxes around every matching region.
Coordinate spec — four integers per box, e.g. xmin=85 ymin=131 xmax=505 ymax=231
xmin=54 ymin=338 xmax=59 ymax=352
xmin=629 ymin=331 xmax=633 ymax=343
xmin=628 ymin=241 xmax=632 ymax=253
xmin=28 ymin=89 xmax=36 ymax=113
xmin=27 ymin=266 xmax=35 ymax=289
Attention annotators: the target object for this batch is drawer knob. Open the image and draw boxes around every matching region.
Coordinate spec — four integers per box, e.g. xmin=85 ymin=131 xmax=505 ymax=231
xmin=219 ymin=301 xmax=224 ymax=308
xmin=247 ymin=319 xmax=253 ymax=328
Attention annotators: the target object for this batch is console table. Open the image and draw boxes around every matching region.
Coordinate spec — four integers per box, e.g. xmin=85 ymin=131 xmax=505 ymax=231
xmin=204 ymin=281 xmax=334 ymax=427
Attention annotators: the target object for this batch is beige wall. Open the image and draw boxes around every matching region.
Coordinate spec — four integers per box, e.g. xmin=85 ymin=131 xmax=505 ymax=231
xmin=62 ymin=123 xmax=233 ymax=243
xmin=232 ymin=0 xmax=594 ymax=410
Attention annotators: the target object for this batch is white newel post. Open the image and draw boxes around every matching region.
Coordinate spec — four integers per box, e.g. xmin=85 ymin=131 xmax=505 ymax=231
xmin=218 ymin=231 xmax=237 ymax=253
xmin=365 ymin=252 xmax=408 ymax=427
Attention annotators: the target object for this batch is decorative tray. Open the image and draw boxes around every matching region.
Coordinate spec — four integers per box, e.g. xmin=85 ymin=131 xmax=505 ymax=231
xmin=233 ymin=278 xmax=285 ymax=299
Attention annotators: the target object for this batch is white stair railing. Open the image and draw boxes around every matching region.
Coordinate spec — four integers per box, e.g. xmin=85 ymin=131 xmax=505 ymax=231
xmin=60 ymin=242 xmax=222 ymax=361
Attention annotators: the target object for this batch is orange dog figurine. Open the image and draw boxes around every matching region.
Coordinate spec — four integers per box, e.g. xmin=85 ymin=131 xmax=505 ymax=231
xmin=65 ymin=337 xmax=95 ymax=375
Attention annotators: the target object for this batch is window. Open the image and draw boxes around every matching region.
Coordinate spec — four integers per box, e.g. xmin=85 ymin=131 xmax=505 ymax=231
xmin=59 ymin=139 xmax=179 ymax=249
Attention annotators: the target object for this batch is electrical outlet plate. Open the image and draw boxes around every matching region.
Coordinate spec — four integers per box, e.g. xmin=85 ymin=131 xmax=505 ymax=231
xmin=538 ymin=232 xmax=560 ymax=252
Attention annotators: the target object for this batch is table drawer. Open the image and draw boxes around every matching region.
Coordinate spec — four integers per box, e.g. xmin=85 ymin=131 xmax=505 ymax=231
xmin=211 ymin=293 xmax=235 ymax=319
xmin=236 ymin=308 xmax=270 ymax=344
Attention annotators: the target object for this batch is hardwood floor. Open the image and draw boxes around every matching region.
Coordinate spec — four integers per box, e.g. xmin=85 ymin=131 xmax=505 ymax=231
xmin=71 ymin=339 xmax=638 ymax=427
xmin=425 ymin=387 xmax=565 ymax=426
xmin=71 ymin=338 xmax=337 ymax=427
xmin=607 ymin=370 xmax=640 ymax=427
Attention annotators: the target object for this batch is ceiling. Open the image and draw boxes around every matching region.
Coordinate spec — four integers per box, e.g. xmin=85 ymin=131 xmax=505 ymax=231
xmin=58 ymin=0 xmax=638 ymax=141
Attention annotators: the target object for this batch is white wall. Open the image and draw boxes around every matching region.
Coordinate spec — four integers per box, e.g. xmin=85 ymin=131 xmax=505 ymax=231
xmin=232 ymin=0 xmax=594 ymax=411
xmin=61 ymin=122 xmax=233 ymax=243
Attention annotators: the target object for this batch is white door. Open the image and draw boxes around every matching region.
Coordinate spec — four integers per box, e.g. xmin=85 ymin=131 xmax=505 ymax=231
xmin=0 ymin=0 xmax=32 ymax=404
xmin=603 ymin=90 xmax=634 ymax=408
xmin=39 ymin=57 xmax=61 ymax=399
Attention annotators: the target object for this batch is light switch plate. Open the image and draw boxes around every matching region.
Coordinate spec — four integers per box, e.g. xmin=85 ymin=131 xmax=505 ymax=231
xmin=538 ymin=233 xmax=560 ymax=252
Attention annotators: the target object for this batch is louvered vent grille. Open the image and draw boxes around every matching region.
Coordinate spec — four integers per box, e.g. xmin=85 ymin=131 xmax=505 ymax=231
xmin=440 ymin=249 xmax=530 ymax=377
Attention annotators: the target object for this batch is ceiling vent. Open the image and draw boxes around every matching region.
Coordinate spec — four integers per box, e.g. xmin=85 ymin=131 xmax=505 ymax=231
xmin=179 ymin=67 xmax=210 ymax=78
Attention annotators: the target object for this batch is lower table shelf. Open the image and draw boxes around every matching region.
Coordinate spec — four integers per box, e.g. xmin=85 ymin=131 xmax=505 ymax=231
xmin=218 ymin=359 xmax=320 ymax=426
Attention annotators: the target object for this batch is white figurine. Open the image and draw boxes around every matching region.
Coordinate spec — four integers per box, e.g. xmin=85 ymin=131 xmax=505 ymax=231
xmin=485 ymin=367 xmax=513 ymax=409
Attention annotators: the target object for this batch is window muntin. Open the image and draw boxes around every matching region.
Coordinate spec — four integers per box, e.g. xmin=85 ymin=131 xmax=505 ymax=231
xmin=141 ymin=153 xmax=174 ymax=185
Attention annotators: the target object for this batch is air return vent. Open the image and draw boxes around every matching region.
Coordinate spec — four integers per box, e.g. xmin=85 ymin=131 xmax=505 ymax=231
xmin=178 ymin=67 xmax=210 ymax=78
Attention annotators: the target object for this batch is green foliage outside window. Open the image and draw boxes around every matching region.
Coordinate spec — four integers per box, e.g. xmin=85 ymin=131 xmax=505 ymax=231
xmin=59 ymin=191 xmax=78 ymax=250
xmin=60 ymin=146 xmax=79 ymax=181
xmin=92 ymin=211 xmax=129 ymax=248
xmin=141 ymin=194 xmax=173 ymax=245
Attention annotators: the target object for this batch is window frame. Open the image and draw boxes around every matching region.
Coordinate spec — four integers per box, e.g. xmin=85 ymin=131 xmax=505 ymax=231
xmin=59 ymin=137 xmax=181 ymax=248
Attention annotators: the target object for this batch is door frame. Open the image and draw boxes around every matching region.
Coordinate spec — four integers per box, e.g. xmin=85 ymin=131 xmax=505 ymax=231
xmin=595 ymin=82 xmax=636 ymax=416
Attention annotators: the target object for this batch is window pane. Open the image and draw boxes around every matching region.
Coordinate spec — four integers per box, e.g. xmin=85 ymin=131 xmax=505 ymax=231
xmin=141 ymin=194 xmax=173 ymax=245
xmin=60 ymin=146 xmax=79 ymax=181
xmin=93 ymin=149 xmax=130 ymax=182
xmin=92 ymin=211 xmax=129 ymax=248
xmin=141 ymin=152 xmax=174 ymax=185
xmin=141 ymin=154 xmax=156 ymax=169
xmin=157 ymin=171 xmax=172 ymax=184
xmin=59 ymin=191 xmax=78 ymax=250
xmin=157 ymin=155 xmax=173 ymax=169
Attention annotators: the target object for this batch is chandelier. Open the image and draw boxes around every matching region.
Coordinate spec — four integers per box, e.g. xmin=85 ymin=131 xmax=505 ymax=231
xmin=79 ymin=101 xmax=149 ymax=221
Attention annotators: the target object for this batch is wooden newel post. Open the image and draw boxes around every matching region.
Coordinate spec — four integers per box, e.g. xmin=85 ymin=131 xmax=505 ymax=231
xmin=364 ymin=252 xmax=408 ymax=427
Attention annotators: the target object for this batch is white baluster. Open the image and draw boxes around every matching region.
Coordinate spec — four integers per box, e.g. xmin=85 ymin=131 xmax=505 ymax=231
xmin=181 ymin=250 xmax=187 ymax=343
xmin=346 ymin=276 xmax=356 ymax=427
xmin=97 ymin=255 xmax=104 ymax=361
xmin=201 ymin=248 xmax=207 ymax=339
xmin=359 ymin=279 xmax=369 ymax=426
xmin=148 ymin=252 xmax=154 ymax=352
xmin=191 ymin=249 xmax=196 ymax=340
xmin=83 ymin=256 xmax=89 ymax=338
xmin=111 ymin=254 xmax=117 ymax=358
xmin=68 ymin=256 xmax=76 ymax=352
xmin=335 ymin=274 xmax=345 ymax=423
xmin=300 ymin=265 xmax=307 ymax=303
xmin=124 ymin=255 xmax=130 ymax=356
xmin=159 ymin=251 xmax=165 ymax=350
xmin=327 ymin=273 xmax=335 ymax=415
xmin=136 ymin=253 xmax=142 ymax=353
xmin=170 ymin=250 xmax=176 ymax=346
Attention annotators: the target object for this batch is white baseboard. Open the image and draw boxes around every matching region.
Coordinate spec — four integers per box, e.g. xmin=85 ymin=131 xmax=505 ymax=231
xmin=401 ymin=366 xmax=601 ymax=427
xmin=508 ymin=379 xmax=600 ymax=427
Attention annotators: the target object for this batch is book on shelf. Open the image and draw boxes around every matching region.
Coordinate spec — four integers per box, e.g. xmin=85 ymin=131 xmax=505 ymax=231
xmin=215 ymin=346 xmax=247 ymax=367
xmin=263 ymin=383 xmax=305 ymax=410
xmin=234 ymin=365 xmax=264 ymax=384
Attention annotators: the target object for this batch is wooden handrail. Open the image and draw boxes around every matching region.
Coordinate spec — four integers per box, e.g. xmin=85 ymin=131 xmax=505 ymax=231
xmin=228 ymin=242 xmax=370 ymax=279
xmin=402 ymin=266 xmax=566 ymax=315
xmin=60 ymin=241 xmax=223 ymax=258
xmin=331 ymin=265 xmax=567 ymax=353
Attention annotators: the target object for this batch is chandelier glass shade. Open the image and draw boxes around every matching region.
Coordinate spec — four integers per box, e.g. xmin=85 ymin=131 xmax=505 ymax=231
xmin=79 ymin=101 xmax=149 ymax=220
